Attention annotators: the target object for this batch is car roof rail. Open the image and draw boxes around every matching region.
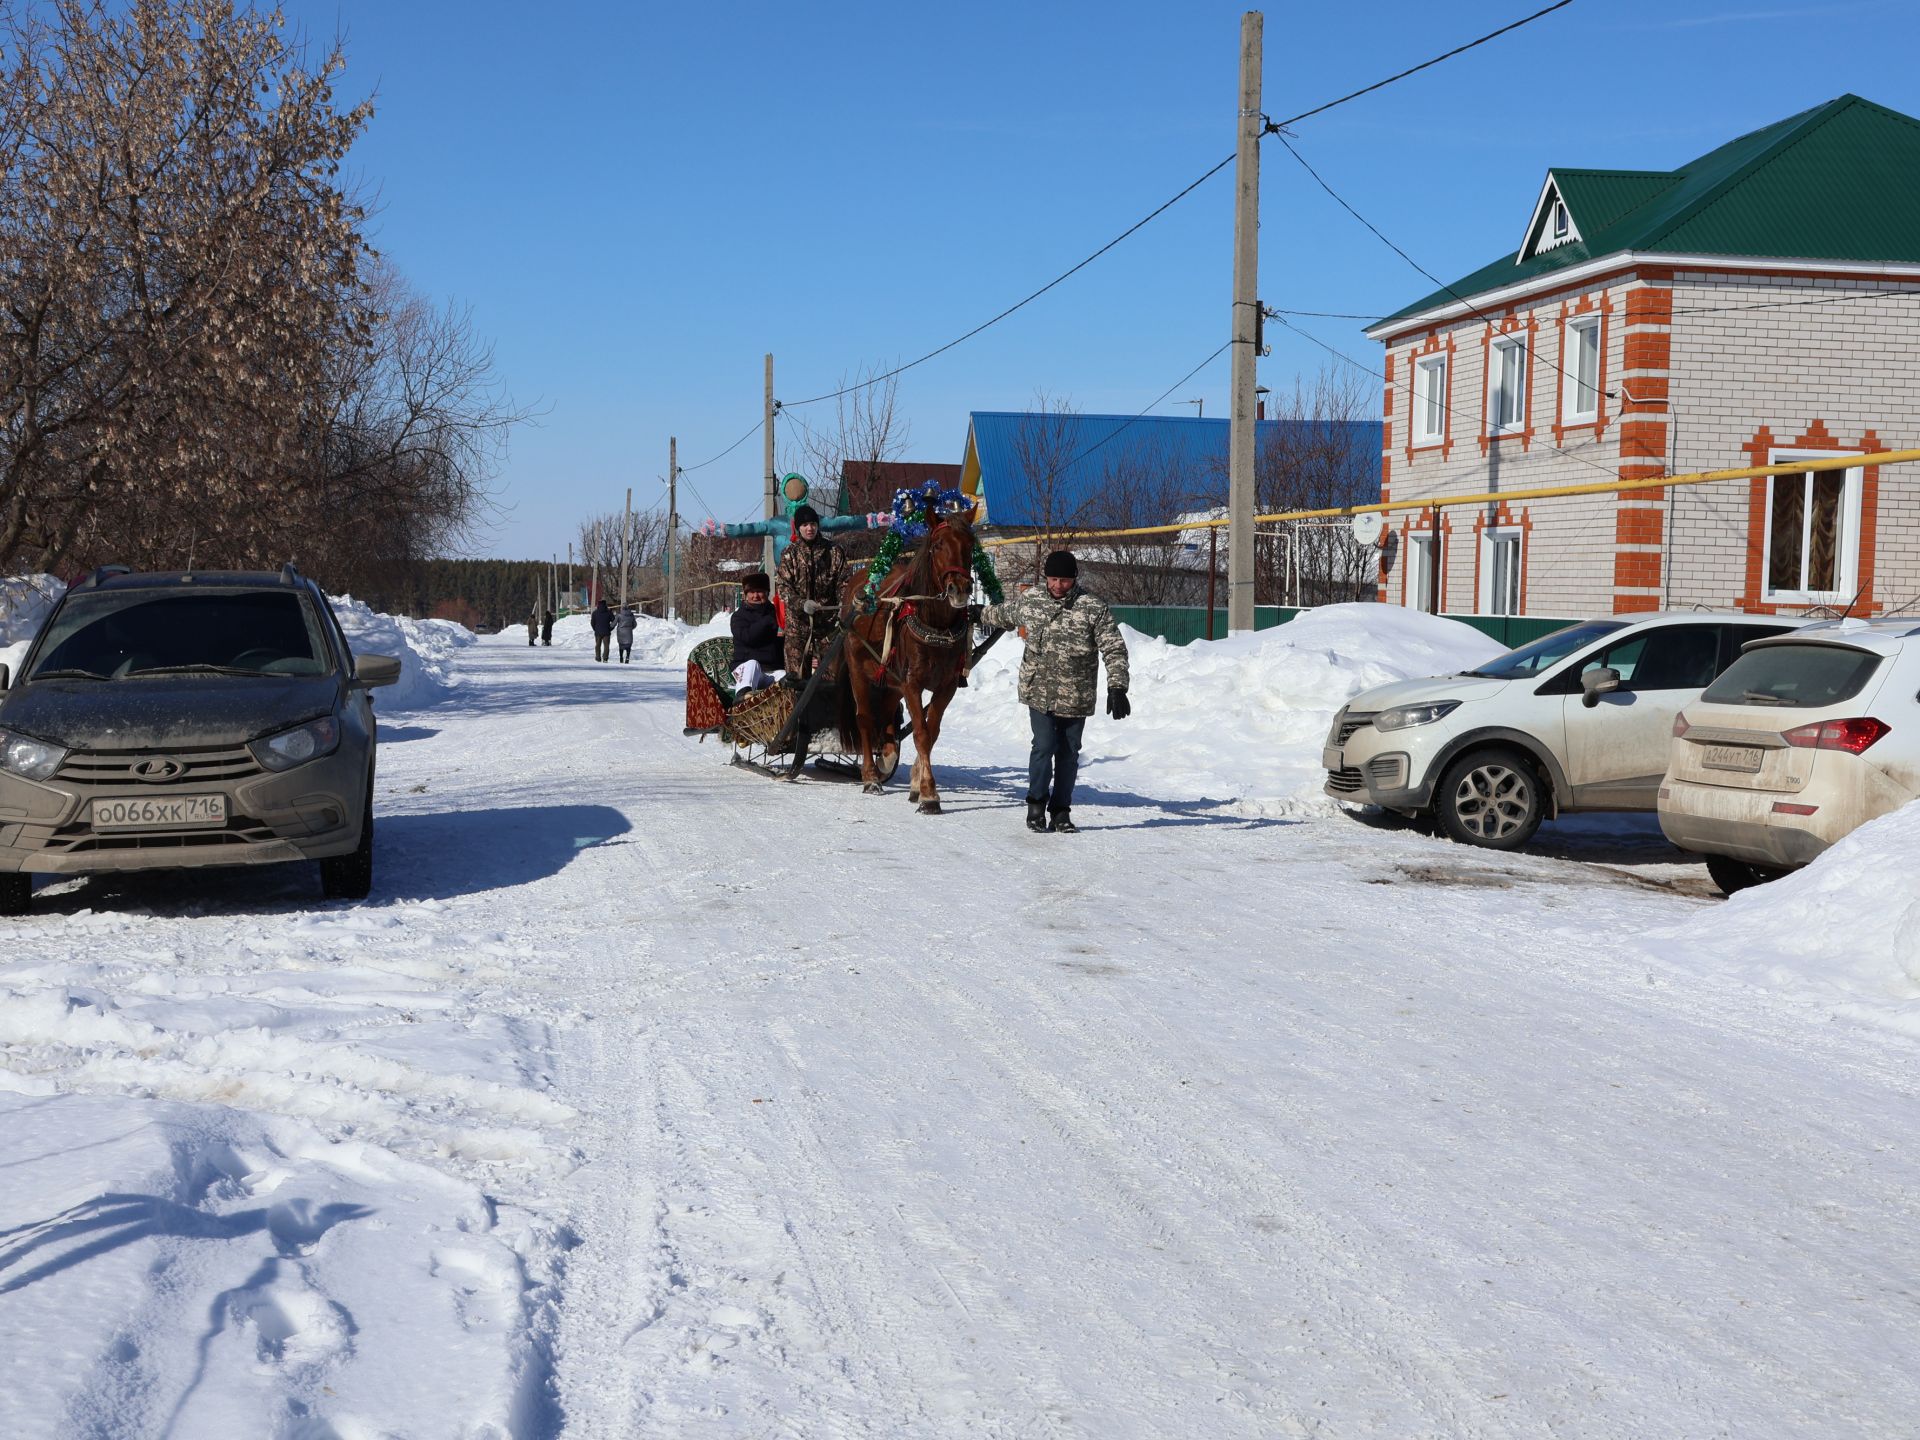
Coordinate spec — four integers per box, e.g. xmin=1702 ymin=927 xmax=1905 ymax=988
xmin=77 ymin=564 xmax=132 ymax=591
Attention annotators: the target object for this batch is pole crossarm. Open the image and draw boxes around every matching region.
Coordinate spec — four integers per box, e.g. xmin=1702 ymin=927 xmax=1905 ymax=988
xmin=974 ymin=451 xmax=1920 ymax=549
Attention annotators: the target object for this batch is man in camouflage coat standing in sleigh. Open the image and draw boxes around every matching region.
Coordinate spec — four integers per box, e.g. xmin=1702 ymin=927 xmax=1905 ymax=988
xmin=776 ymin=504 xmax=847 ymax=681
xmin=978 ymin=549 xmax=1130 ymax=834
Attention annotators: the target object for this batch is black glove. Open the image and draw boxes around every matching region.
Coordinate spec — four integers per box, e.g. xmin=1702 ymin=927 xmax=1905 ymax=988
xmin=966 ymin=603 xmax=985 ymax=627
xmin=1106 ymin=687 xmax=1130 ymax=720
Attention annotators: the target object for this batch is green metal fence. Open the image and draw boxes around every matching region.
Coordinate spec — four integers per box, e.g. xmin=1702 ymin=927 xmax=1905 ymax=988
xmin=1106 ymin=604 xmax=1580 ymax=650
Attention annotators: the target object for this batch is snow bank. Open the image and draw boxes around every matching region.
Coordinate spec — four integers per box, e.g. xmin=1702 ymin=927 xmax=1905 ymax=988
xmin=944 ymin=602 xmax=1503 ymax=818
xmin=0 ymin=573 xmax=64 ymax=679
xmin=329 ymin=593 xmax=474 ymax=711
xmin=1644 ymin=800 xmax=1920 ymax=1036
xmin=545 ymin=608 xmax=730 ymax=665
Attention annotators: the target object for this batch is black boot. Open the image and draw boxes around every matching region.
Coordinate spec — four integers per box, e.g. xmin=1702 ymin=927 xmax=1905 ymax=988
xmin=1025 ymin=800 xmax=1048 ymax=832
xmin=1050 ymin=810 xmax=1077 ymax=834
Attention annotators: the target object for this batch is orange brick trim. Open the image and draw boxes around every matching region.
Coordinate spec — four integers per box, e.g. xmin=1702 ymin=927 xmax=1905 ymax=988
xmin=1478 ymin=312 xmax=1539 ymax=456
xmin=1551 ymin=292 xmax=1614 ymax=447
xmin=1613 ymin=593 xmax=1661 ymax=614
xmin=1737 ymin=421 xmax=1882 ymax=615
xmin=1623 ymin=287 xmax=1673 ymax=327
xmin=1614 ymin=551 xmax=1662 ymax=589
xmin=1621 ymin=333 xmax=1671 ymax=372
xmin=1404 ymin=333 xmax=1455 ymax=464
xmin=1616 ymin=509 xmax=1663 ymax=545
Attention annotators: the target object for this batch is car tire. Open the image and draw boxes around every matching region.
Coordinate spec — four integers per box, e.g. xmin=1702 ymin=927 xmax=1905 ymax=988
xmin=1704 ymin=853 xmax=1783 ymax=897
xmin=0 ymin=872 xmax=29 ymax=918
xmin=320 ymin=773 xmax=375 ymax=901
xmin=1435 ymin=747 xmax=1545 ymax=851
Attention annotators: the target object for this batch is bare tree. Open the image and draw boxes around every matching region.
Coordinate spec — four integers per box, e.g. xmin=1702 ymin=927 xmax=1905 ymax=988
xmin=1005 ymin=391 xmax=1091 ymax=578
xmin=1256 ymin=366 xmax=1379 ymax=606
xmin=1080 ymin=435 xmax=1208 ymax=606
xmin=577 ymin=505 xmax=669 ymax=605
xmin=0 ymin=0 xmax=375 ymax=571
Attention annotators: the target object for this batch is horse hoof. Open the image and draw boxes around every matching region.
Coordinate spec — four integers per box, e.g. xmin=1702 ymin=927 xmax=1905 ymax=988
xmin=908 ymin=787 xmax=920 ymax=804
xmin=863 ymin=782 xmax=885 ymax=795
xmin=917 ymin=800 xmax=942 ymax=815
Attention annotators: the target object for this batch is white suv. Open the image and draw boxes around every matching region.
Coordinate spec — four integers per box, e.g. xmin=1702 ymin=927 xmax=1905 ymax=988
xmin=1324 ymin=613 xmax=1805 ymax=849
xmin=1659 ymin=619 xmax=1920 ymax=892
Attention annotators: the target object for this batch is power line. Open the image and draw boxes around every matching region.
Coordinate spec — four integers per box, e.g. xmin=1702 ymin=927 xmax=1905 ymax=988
xmin=1047 ymin=341 xmax=1234 ymax=480
xmin=1265 ymin=0 xmax=1576 ymax=131
xmin=678 ymin=416 xmax=764 ymax=474
xmin=782 ymin=155 xmax=1237 ymax=409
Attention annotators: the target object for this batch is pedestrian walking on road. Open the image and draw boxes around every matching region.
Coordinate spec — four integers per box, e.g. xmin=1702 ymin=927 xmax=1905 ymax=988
xmin=978 ymin=550 xmax=1130 ymax=834
xmin=616 ymin=605 xmax=638 ymax=663
xmin=776 ymin=505 xmax=846 ymax=682
xmin=526 ymin=607 xmax=538 ymax=647
xmin=590 ymin=598 xmax=615 ymax=662
xmin=541 ymin=609 xmax=554 ymax=646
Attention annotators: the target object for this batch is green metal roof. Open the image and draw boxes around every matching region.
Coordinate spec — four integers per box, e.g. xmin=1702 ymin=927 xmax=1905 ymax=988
xmin=1376 ymin=95 xmax=1920 ymax=329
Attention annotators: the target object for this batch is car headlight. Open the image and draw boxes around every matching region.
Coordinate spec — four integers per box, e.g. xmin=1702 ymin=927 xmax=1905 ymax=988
xmin=1374 ymin=700 xmax=1462 ymax=732
xmin=0 ymin=727 xmax=68 ymax=782
xmin=249 ymin=716 xmax=341 ymax=772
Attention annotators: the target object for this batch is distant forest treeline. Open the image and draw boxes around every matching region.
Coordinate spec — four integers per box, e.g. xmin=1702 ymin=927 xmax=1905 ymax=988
xmin=345 ymin=559 xmax=568 ymax=632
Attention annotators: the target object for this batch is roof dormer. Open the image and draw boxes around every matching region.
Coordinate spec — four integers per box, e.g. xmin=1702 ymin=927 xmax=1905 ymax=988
xmin=1519 ymin=173 xmax=1582 ymax=261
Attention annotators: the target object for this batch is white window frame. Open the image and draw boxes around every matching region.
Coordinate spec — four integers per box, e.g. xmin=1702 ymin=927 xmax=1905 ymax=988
xmin=1487 ymin=336 xmax=1528 ymax=435
xmin=1479 ymin=528 xmax=1522 ymax=616
xmin=1761 ymin=448 xmax=1863 ymax=605
xmin=1413 ymin=354 xmax=1447 ymax=445
xmin=1408 ymin=533 xmax=1439 ymax=613
xmin=1564 ymin=315 xmax=1601 ymax=424
xmin=1552 ymin=201 xmax=1569 ymax=240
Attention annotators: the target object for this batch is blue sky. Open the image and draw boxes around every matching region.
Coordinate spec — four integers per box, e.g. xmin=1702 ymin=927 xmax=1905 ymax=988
xmin=275 ymin=0 xmax=1919 ymax=558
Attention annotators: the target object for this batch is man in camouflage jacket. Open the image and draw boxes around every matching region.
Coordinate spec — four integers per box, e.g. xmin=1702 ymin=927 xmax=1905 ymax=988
xmin=979 ymin=549 xmax=1130 ymax=834
xmin=776 ymin=505 xmax=847 ymax=680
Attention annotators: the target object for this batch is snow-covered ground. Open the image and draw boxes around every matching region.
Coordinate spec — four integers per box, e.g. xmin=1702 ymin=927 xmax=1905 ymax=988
xmin=3 ymin=600 xmax=1919 ymax=1437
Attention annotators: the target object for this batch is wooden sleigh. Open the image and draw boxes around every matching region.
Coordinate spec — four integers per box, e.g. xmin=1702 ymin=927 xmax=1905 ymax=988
xmin=683 ymin=636 xmax=900 ymax=783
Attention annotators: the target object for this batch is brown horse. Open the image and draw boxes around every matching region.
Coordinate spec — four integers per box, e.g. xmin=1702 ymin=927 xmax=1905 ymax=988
xmin=835 ymin=515 xmax=976 ymax=814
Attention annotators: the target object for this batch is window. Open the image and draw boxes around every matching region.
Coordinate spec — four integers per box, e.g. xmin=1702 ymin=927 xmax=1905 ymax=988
xmin=1763 ymin=456 xmax=1860 ymax=602
xmin=1547 ymin=624 xmax=1722 ymax=695
xmin=1488 ymin=336 xmax=1527 ymax=433
xmin=1703 ymin=643 xmax=1884 ymax=708
xmin=1481 ymin=530 xmax=1521 ymax=615
xmin=1471 ymin=620 xmax=1626 ymax=679
xmin=1564 ymin=316 xmax=1600 ymax=422
xmin=1552 ymin=200 xmax=1569 ymax=239
xmin=1413 ymin=355 xmax=1447 ymax=444
xmin=1408 ymin=534 xmax=1439 ymax=613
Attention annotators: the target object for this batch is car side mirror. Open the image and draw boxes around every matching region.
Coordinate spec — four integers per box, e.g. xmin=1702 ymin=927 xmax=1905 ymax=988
xmin=1581 ymin=666 xmax=1621 ymax=708
xmin=351 ymin=653 xmax=402 ymax=689
xmin=0 ymin=662 xmax=9 ymax=692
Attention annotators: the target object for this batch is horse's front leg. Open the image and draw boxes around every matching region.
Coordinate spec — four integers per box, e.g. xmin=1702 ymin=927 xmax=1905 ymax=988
xmin=914 ymin=679 xmax=959 ymax=814
xmin=903 ymin=685 xmax=944 ymax=814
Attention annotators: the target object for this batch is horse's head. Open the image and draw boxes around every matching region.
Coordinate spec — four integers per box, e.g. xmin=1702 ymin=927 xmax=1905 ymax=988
xmin=923 ymin=516 xmax=975 ymax=610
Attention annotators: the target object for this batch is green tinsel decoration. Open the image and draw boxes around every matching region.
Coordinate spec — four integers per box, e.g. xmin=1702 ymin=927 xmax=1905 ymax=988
xmin=971 ymin=544 xmax=1004 ymax=604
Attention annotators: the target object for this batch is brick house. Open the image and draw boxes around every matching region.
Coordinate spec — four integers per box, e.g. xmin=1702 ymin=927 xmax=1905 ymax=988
xmin=1366 ymin=94 xmax=1920 ymax=621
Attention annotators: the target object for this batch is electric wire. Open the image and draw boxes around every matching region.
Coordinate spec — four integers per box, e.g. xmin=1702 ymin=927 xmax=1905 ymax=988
xmin=1264 ymin=0 xmax=1576 ymax=132
xmin=678 ymin=416 xmax=764 ymax=474
xmin=1039 ymin=341 xmax=1234 ymax=487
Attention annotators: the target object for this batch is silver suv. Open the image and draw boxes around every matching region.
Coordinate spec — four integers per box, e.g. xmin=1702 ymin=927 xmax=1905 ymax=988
xmin=0 ymin=566 xmax=399 ymax=913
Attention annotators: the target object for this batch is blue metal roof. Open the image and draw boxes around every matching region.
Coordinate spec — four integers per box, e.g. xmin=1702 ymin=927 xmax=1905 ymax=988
xmin=961 ymin=411 xmax=1382 ymax=528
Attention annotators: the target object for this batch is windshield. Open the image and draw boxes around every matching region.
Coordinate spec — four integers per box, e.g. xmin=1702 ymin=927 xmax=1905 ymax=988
xmin=1465 ymin=620 xmax=1628 ymax=679
xmin=1701 ymin=643 xmax=1883 ymax=709
xmin=26 ymin=589 xmax=334 ymax=681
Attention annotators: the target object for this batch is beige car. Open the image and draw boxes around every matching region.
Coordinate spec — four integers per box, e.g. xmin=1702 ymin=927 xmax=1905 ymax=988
xmin=0 ymin=566 xmax=400 ymax=914
xmin=1659 ymin=619 xmax=1920 ymax=893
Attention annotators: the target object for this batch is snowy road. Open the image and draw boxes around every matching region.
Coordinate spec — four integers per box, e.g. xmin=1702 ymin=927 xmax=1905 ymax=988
xmin=5 ymin=629 xmax=1919 ymax=1437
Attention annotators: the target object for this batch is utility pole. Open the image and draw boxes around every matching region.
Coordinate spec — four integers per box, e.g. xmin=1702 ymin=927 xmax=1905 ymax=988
xmin=762 ymin=354 xmax=777 ymax=574
xmin=667 ymin=436 xmax=680 ymax=620
xmin=1227 ymin=10 xmax=1262 ymax=633
xmin=567 ymin=542 xmax=574 ymax=611
xmin=620 ymin=489 xmax=632 ymax=609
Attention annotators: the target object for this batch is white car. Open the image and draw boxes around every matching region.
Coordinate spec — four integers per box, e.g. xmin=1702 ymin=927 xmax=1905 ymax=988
xmin=1324 ymin=613 xmax=1806 ymax=849
xmin=1659 ymin=619 xmax=1920 ymax=893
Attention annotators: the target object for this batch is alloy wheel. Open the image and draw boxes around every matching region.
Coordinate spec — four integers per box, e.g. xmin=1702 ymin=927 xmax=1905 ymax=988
xmin=1450 ymin=762 xmax=1534 ymax=842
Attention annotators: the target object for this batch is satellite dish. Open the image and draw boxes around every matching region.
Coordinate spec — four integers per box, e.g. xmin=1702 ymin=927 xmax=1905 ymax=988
xmin=1350 ymin=511 xmax=1386 ymax=547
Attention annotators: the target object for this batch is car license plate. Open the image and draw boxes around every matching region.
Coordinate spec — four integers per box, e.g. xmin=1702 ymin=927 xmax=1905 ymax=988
xmin=1700 ymin=745 xmax=1764 ymax=774
xmin=1321 ymin=745 xmax=1343 ymax=771
xmin=92 ymin=795 xmax=227 ymax=831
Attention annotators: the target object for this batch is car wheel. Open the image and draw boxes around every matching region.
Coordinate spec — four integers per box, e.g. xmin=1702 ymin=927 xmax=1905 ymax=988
xmin=1704 ymin=853 xmax=1782 ymax=897
xmin=1435 ymin=747 xmax=1545 ymax=851
xmin=320 ymin=773 xmax=376 ymax=901
xmin=0 ymin=873 xmax=29 ymax=918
